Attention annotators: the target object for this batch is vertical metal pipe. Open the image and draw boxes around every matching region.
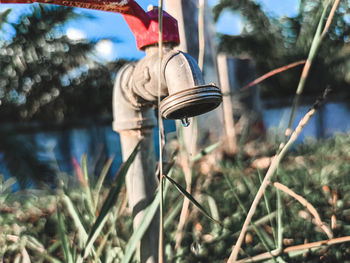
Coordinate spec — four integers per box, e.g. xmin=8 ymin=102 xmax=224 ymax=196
xmin=113 ymin=66 xmax=159 ymax=263
xmin=217 ymin=54 xmax=238 ymax=155
xmin=119 ymin=130 xmax=159 ymax=263
xmin=114 ymin=31 xmax=221 ymax=263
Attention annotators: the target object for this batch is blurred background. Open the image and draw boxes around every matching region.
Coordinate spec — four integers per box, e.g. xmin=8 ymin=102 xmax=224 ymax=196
xmin=0 ymin=0 xmax=350 ymax=188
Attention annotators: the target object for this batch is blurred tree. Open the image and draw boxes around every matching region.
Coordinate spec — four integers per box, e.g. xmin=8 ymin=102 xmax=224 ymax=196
xmin=0 ymin=5 xmax=125 ymax=187
xmin=0 ymin=4 xmax=125 ymax=123
xmin=213 ymin=0 xmax=350 ymax=98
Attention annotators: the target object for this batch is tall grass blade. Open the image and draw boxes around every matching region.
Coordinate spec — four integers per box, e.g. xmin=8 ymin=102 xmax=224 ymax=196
xmin=164 ymin=198 xmax=182 ymax=229
xmin=2 ymin=177 xmax=16 ymax=191
xmin=228 ymin=105 xmax=321 ymax=262
xmin=83 ymin=214 xmax=110 ymax=259
xmin=47 ymin=240 xmax=61 ymax=254
xmin=157 ymin=1 xmax=165 ymax=262
xmin=224 ymin=173 xmax=277 ymax=261
xmin=191 ymin=142 xmax=221 ymax=162
xmin=163 ymin=173 xmax=221 ymax=225
xmin=94 ymin=156 xmax=114 ymax=209
xmin=0 ymin=177 xmax=16 ymax=202
xmin=57 ymin=207 xmax=74 ymax=263
xmin=61 ymin=194 xmax=88 ymax=243
xmin=286 ymin=1 xmax=333 ymax=134
xmin=95 ymin=196 xmax=126 ymax=262
xmin=258 ymin=170 xmax=277 ymax=247
xmin=25 ymin=235 xmax=61 ymax=263
xmin=277 ymin=188 xmax=283 ymax=250
xmin=206 ymin=195 xmax=220 ymax=221
xmin=81 ymin=154 xmax=95 ymax=215
xmin=207 ymin=195 xmax=221 ymax=233
xmin=82 ymin=141 xmax=140 ymax=259
xmin=81 ymin=154 xmax=89 ymax=185
xmin=94 ymin=225 xmax=114 ymax=262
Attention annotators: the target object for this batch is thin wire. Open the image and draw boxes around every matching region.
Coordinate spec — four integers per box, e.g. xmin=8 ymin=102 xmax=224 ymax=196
xmin=157 ymin=1 xmax=164 ymax=262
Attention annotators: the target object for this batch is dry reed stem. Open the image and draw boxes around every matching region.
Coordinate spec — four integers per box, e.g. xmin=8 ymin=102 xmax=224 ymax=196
xmin=173 ymin=0 xmax=206 ymax=247
xmin=286 ymin=0 xmax=340 ymax=136
xmin=331 ymin=214 xmax=337 ymax=230
xmin=236 ymin=236 xmax=350 ymax=263
xmin=175 ymin=197 xmax=191 ymax=248
xmin=7 ymin=235 xmax=46 ymax=254
xmin=198 ymin=0 xmax=205 ymax=71
xmin=241 ymin=60 xmax=306 ymax=91
xmin=320 ymin=0 xmax=341 ymax=39
xmin=294 ymin=0 xmax=335 ymax=96
xmin=297 ymin=0 xmax=340 ymax=89
xmin=157 ymin=1 xmax=165 ymax=262
xmin=228 ymin=108 xmax=318 ymax=263
xmin=331 ymin=190 xmax=338 ymax=229
xmin=21 ymin=247 xmax=30 ymax=263
xmin=72 ymin=158 xmax=88 ymax=187
xmin=174 ymin=0 xmax=206 ymax=249
xmin=273 ymin=182 xmax=333 ymax=239
xmin=174 ymin=151 xmax=192 ymax=249
xmin=218 ymin=54 xmax=238 ymax=155
xmin=7 ymin=234 xmax=19 ymax=242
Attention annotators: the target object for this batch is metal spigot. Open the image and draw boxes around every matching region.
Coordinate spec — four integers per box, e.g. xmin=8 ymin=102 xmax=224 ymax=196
xmin=113 ymin=45 xmax=222 ymax=131
xmin=3 ymin=0 xmax=222 ymax=121
xmin=158 ymin=49 xmax=222 ymax=119
xmin=0 ymin=2 xmax=222 ymax=263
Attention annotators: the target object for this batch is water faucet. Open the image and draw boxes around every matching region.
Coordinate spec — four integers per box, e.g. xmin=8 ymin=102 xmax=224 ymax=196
xmin=1 ymin=0 xmax=222 ymax=121
xmin=110 ymin=5 xmax=222 ymax=263
xmin=0 ymin=2 xmax=222 ymax=262
xmin=112 ymin=3 xmax=222 ymax=131
xmin=113 ymin=44 xmax=222 ymax=131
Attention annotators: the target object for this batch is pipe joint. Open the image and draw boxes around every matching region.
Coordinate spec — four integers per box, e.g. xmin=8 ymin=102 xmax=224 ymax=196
xmin=112 ymin=63 xmax=157 ymax=132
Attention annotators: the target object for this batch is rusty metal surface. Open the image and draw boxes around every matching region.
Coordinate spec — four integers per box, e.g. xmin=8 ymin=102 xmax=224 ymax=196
xmin=0 ymin=0 xmax=132 ymax=13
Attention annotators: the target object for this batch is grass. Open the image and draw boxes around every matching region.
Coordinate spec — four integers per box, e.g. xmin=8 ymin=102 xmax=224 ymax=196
xmin=1 ymin=133 xmax=350 ymax=262
xmin=0 ymin=1 xmax=347 ymax=263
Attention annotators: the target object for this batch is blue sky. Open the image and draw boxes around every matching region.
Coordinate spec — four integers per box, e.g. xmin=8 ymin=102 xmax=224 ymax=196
xmin=0 ymin=0 xmax=299 ymax=60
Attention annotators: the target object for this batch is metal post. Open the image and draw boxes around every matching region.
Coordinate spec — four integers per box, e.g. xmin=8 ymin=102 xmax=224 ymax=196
xmin=217 ymin=55 xmax=265 ymax=149
xmin=217 ymin=54 xmax=238 ymax=155
xmin=119 ymin=130 xmax=159 ymax=263
xmin=165 ymin=0 xmax=199 ymax=155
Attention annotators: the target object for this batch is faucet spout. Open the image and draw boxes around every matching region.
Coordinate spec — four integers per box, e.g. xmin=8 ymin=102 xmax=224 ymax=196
xmin=159 ymin=50 xmax=222 ymax=119
xmin=115 ymin=46 xmax=222 ymax=122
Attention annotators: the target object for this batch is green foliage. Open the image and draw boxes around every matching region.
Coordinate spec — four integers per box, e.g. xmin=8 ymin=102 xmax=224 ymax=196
xmin=82 ymin=141 xmax=140 ymax=260
xmin=164 ymin=171 xmax=221 ymax=225
xmin=1 ymin=134 xmax=350 ymax=261
xmin=213 ymin=0 xmax=350 ymax=98
xmin=0 ymin=141 xmax=140 ymax=262
xmin=122 ymin=177 xmax=168 ymax=263
xmin=0 ymin=131 xmax=57 ymax=188
xmin=164 ymin=134 xmax=350 ymax=262
xmin=0 ymin=5 xmax=126 ymax=187
xmin=0 ymin=5 xmax=125 ymax=123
